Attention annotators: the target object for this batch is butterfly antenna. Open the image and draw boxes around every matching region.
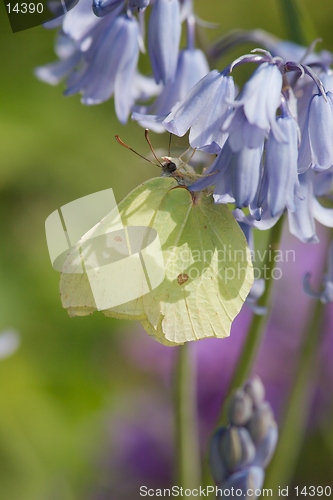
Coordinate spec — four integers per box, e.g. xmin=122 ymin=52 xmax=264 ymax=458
xmin=179 ymin=146 xmax=197 ymax=162
xmin=115 ymin=135 xmax=160 ymax=167
xmin=144 ymin=129 xmax=164 ymax=167
xmin=168 ymin=132 xmax=172 ymax=156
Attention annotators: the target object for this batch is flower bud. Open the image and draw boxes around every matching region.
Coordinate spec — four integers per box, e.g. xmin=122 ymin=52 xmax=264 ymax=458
xmin=209 ymin=427 xmax=229 ymax=485
xmin=247 ymin=402 xmax=278 ymax=468
xmin=216 ymin=466 xmax=264 ymax=499
xmin=244 ymin=376 xmax=265 ymax=408
xmin=228 ymin=389 xmax=253 ymax=426
xmin=220 ymin=427 xmax=256 ymax=472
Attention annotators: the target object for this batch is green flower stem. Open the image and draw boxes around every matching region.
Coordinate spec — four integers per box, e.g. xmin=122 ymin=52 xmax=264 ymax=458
xmin=278 ymin=0 xmax=317 ymax=45
xmin=264 ymin=297 xmax=325 ymax=491
xmin=202 ymin=216 xmax=285 ymax=493
xmin=174 ymin=344 xmax=201 ymax=490
xmin=218 ymin=214 xmax=285 ymax=426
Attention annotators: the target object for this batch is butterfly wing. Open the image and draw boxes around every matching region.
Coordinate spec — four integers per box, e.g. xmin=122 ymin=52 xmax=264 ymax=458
xmin=60 ymin=177 xmax=177 ymax=319
xmin=60 ymin=177 xmax=253 ymax=345
xmin=140 ymin=186 xmax=254 ymax=343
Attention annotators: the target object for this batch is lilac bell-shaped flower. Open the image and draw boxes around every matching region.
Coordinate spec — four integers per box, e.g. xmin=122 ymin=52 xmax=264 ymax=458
xmin=190 ymin=139 xmax=263 ymax=207
xmin=93 ymin=0 xmax=124 ymax=17
xmin=288 ymin=170 xmax=320 ymax=244
xmin=63 ymin=0 xmax=101 ymax=42
xmin=129 ymin=0 xmax=150 ymax=11
xmin=261 ymin=114 xmax=300 ymax=216
xmin=163 ymin=70 xmax=235 ymax=153
xmin=65 ymin=14 xmax=140 ymax=123
xmin=35 ymin=33 xmax=81 ymax=85
xmin=298 ymin=91 xmax=333 ymax=172
xmin=132 ymin=48 xmax=209 ymax=133
xmin=223 ymin=62 xmax=285 ymax=151
xmin=148 ymin=0 xmax=181 ymax=84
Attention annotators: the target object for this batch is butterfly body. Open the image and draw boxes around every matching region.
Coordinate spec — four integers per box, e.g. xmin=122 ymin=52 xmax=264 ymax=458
xmin=160 ymin=156 xmax=198 ymax=187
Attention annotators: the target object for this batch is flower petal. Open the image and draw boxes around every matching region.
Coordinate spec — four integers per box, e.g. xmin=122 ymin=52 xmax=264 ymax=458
xmin=148 ymin=0 xmax=181 ymax=84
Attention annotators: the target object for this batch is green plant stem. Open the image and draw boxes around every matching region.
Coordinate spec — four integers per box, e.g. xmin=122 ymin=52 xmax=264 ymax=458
xmin=264 ymin=298 xmax=325 ymax=491
xmin=174 ymin=344 xmax=201 ymax=490
xmin=278 ymin=0 xmax=317 ymax=45
xmin=202 ymin=216 xmax=285 ymax=493
xmin=218 ymin=214 xmax=285 ymax=426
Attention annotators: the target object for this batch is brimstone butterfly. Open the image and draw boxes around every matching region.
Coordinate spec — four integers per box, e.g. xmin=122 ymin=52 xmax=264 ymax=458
xmin=60 ymin=138 xmax=253 ymax=346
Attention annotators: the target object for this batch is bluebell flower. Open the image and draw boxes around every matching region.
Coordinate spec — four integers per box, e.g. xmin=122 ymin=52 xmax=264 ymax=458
xmin=163 ymin=70 xmax=235 ymax=153
xmin=298 ymin=90 xmax=333 ymax=172
xmin=35 ymin=33 xmax=81 ymax=85
xmin=261 ymin=114 xmax=300 ymax=216
xmin=64 ymin=14 xmax=140 ymax=122
xmin=93 ymin=0 xmax=149 ymax=17
xmin=62 ymin=0 xmax=102 ymax=42
xmin=36 ymin=0 xmax=156 ymax=123
xmin=148 ymin=0 xmax=181 ymax=84
xmin=93 ymin=0 xmax=124 ymax=17
xmin=190 ymin=139 xmax=263 ymax=207
xmin=288 ymin=168 xmax=333 ymax=243
xmin=223 ymin=62 xmax=285 ymax=152
xmin=129 ymin=0 xmax=150 ymax=10
xmin=132 ymin=48 xmax=209 ymax=133
xmin=35 ymin=0 xmax=101 ymax=83
xmin=304 ymin=240 xmax=333 ymax=304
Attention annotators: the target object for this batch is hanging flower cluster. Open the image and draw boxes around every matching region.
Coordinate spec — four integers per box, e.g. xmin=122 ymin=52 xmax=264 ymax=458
xmin=36 ymin=0 xmax=333 ymax=301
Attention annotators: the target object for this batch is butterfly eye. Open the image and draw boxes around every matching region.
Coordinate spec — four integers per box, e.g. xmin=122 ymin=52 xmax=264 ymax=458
xmin=165 ymin=161 xmax=177 ymax=173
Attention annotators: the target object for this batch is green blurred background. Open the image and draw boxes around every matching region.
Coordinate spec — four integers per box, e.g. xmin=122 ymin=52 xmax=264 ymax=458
xmin=0 ymin=1 xmax=333 ymax=498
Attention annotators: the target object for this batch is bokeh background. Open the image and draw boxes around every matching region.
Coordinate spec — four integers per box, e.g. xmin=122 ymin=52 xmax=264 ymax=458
xmin=1 ymin=1 xmax=333 ymax=498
